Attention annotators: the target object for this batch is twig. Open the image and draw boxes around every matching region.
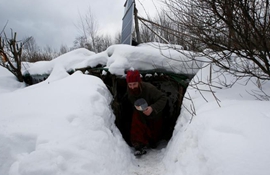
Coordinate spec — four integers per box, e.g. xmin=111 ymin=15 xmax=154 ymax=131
xmin=0 ymin=20 xmax=8 ymax=36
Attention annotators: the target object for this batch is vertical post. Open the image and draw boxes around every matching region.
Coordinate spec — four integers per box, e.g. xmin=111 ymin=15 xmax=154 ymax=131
xmin=134 ymin=5 xmax=141 ymax=44
xmin=209 ymin=63 xmax=212 ymax=84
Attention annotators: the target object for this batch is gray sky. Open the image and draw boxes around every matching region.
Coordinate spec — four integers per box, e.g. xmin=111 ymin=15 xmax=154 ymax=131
xmin=0 ymin=0 xmax=161 ymax=51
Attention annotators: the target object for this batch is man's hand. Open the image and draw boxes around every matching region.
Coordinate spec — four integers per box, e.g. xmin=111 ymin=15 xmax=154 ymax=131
xmin=143 ymin=106 xmax=153 ymax=116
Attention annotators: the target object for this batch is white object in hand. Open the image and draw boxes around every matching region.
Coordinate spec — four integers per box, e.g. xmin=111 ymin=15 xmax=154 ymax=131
xmin=134 ymin=98 xmax=148 ymax=111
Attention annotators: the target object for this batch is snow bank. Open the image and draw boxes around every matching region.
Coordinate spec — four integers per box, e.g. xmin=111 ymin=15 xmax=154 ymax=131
xmin=164 ymin=64 xmax=270 ymax=175
xmin=0 ymin=66 xmax=25 ymax=93
xmin=0 ymin=66 xmax=132 ymax=175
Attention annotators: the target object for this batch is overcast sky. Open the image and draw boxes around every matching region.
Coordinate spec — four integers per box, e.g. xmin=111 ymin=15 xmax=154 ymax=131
xmin=0 ymin=0 xmax=161 ymax=51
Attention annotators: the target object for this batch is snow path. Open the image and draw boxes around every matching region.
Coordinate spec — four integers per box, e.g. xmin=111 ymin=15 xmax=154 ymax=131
xmin=128 ymin=143 xmax=167 ymax=175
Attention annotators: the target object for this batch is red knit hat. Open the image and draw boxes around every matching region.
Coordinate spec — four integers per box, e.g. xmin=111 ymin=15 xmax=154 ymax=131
xmin=126 ymin=70 xmax=141 ymax=83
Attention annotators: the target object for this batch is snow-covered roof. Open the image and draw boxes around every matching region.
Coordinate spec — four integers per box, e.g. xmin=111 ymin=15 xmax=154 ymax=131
xmin=23 ymin=43 xmax=206 ymax=77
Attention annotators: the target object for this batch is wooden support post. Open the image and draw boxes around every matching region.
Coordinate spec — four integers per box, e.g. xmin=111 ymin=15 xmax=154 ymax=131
xmin=134 ymin=5 xmax=141 ymax=44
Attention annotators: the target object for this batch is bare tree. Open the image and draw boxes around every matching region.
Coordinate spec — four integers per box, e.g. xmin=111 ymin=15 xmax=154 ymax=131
xmin=75 ymin=7 xmax=99 ymax=52
xmin=73 ymin=36 xmax=88 ymax=49
xmin=21 ymin=37 xmax=53 ymax=62
xmin=154 ymin=0 xmax=270 ymax=80
xmin=137 ymin=12 xmax=191 ymax=49
xmin=132 ymin=0 xmax=270 ymax=120
xmin=139 ymin=17 xmax=157 ymax=43
xmin=114 ymin=32 xmax=122 ymax=44
xmin=74 ymin=7 xmax=116 ymax=52
xmin=59 ymin=44 xmax=69 ymax=55
xmin=0 ymin=30 xmax=29 ymax=82
xmin=43 ymin=45 xmax=57 ymax=60
xmin=21 ymin=36 xmax=39 ymax=62
xmin=95 ymin=34 xmax=113 ymax=52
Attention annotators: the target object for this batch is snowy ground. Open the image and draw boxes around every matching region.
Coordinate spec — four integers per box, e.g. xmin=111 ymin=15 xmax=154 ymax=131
xmin=1 ymin=44 xmax=270 ymax=175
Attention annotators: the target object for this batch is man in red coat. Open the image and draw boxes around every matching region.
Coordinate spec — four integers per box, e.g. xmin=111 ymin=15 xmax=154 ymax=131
xmin=126 ymin=70 xmax=167 ymax=156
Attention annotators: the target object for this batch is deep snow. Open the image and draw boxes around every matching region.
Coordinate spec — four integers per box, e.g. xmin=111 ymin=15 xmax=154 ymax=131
xmin=1 ymin=43 xmax=270 ymax=175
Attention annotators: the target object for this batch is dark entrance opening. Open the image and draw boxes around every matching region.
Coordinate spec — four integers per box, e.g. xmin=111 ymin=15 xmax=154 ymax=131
xmin=75 ymin=66 xmax=191 ymax=146
xmin=109 ymin=70 xmax=190 ymax=146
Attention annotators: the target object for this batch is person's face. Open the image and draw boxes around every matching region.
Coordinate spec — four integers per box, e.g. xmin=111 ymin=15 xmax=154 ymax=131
xmin=128 ymin=82 xmax=139 ymax=89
